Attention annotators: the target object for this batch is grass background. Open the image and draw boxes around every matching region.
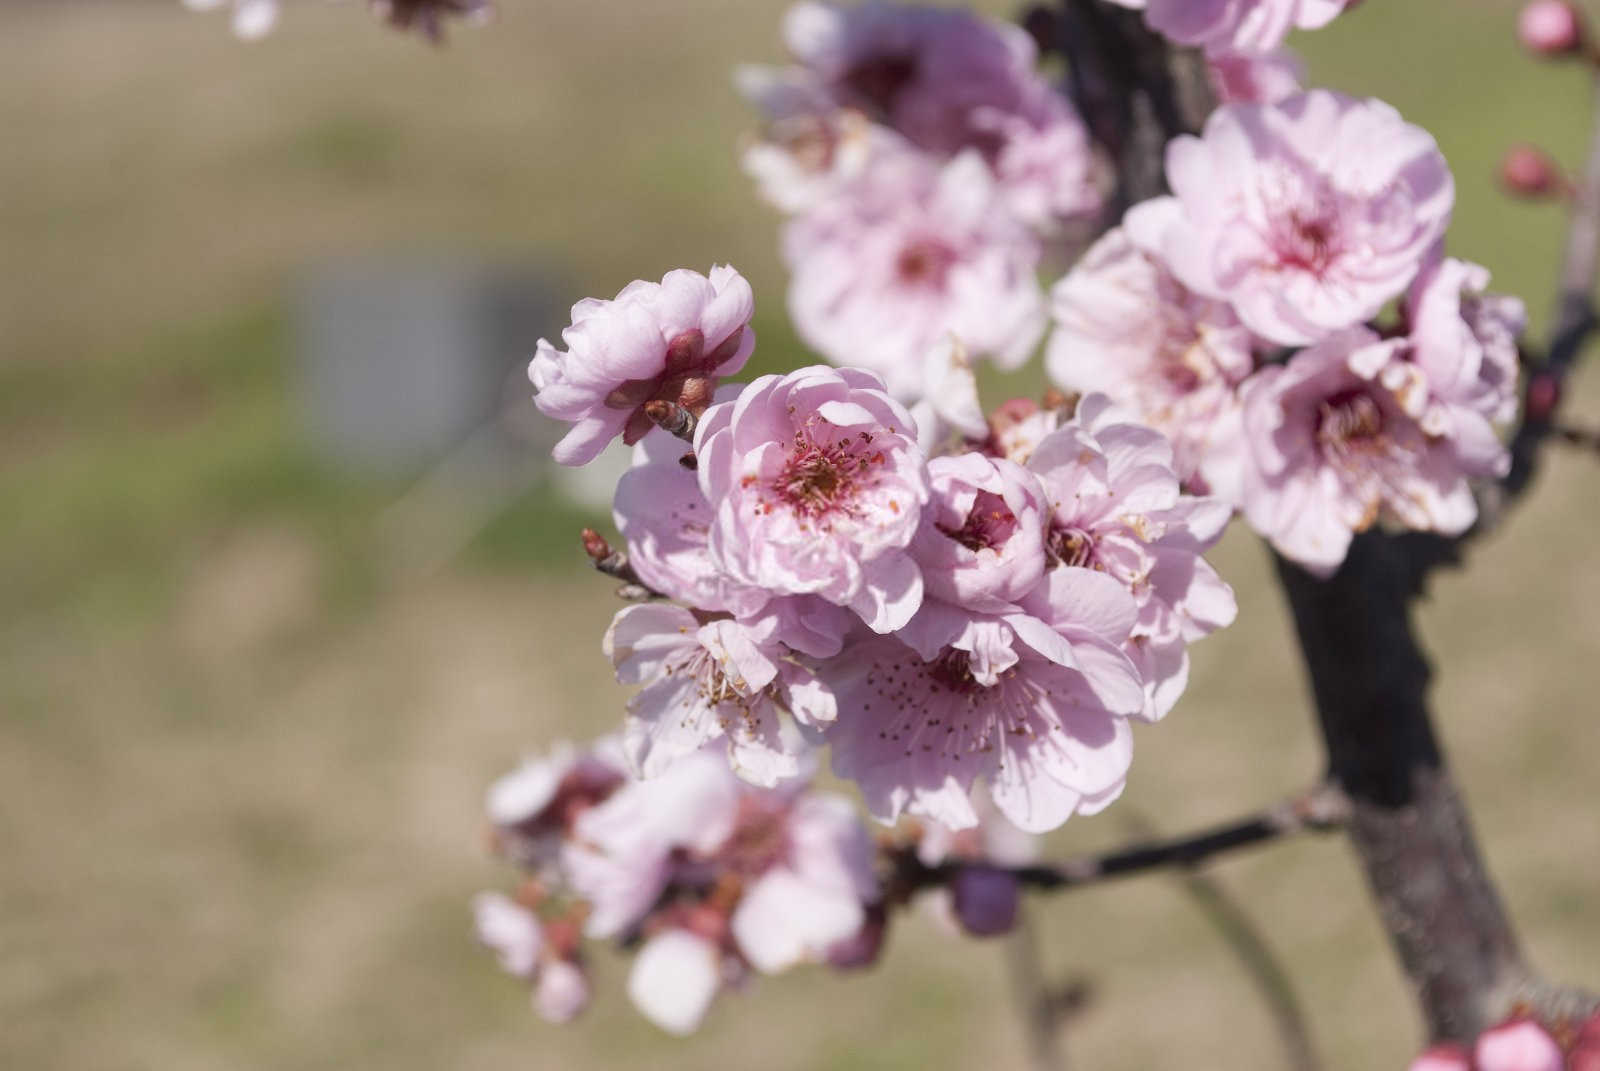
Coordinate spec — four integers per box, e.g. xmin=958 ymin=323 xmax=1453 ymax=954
xmin=1 ymin=1 xmax=1597 ymax=1068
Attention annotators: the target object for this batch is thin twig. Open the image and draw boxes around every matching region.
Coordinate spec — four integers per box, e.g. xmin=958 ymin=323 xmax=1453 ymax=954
xmin=579 ymin=527 xmax=660 ymax=599
xmin=897 ymin=783 xmax=1349 ymax=894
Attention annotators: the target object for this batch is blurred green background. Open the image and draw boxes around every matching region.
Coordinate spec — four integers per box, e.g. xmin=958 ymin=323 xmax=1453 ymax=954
xmin=2 ymin=1 xmax=1597 ymax=1068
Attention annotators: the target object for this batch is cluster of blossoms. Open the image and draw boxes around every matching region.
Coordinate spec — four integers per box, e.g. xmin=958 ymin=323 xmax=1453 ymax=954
xmin=1410 ymin=1010 xmax=1600 ymax=1071
xmin=182 ymin=0 xmax=490 ymax=41
xmin=1048 ymin=89 xmax=1525 ymax=574
xmin=737 ymin=2 xmax=1101 ymax=397
xmin=530 ymin=262 xmax=1236 ymax=831
xmin=474 ymin=741 xmax=883 ymax=1034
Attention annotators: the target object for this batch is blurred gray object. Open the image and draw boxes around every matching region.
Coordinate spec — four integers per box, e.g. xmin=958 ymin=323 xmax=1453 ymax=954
xmin=295 ymin=255 xmax=563 ymax=474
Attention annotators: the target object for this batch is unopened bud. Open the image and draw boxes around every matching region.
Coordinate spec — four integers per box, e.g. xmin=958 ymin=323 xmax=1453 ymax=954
xmin=1475 ymin=1018 xmax=1564 ymax=1071
xmin=580 ymin=527 xmax=612 ymax=562
xmin=1526 ymin=370 xmax=1562 ymax=423
xmin=1408 ymin=1043 xmax=1470 ymax=1071
xmin=951 ymin=865 xmax=1021 ymax=938
xmin=1518 ymin=1 xmax=1586 ymax=55
xmin=664 ymin=329 xmax=706 ymax=373
xmin=827 ymin=904 xmax=887 ymax=969
xmin=678 ymin=374 xmax=716 ymax=415
xmin=1500 ymin=144 xmax=1567 ymax=198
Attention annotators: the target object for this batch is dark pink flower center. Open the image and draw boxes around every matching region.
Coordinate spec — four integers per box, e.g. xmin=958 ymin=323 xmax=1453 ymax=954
xmin=895 ymin=239 xmax=956 ymax=288
xmin=937 ymin=490 xmax=1017 ymax=552
xmin=1047 ymin=525 xmax=1097 ymax=570
xmin=1316 ymin=389 xmax=1387 ymax=457
xmin=927 ymin=648 xmax=984 ymax=695
xmin=771 ymin=427 xmax=888 ymax=519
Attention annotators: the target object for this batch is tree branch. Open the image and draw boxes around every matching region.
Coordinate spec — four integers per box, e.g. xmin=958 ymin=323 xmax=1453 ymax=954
xmin=894 ymin=783 xmax=1348 ymax=895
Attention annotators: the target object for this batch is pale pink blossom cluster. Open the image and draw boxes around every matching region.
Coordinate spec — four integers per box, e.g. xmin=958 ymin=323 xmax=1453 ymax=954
xmin=596 ymin=342 xmax=1235 ymax=833
xmin=738 ymin=2 xmax=1102 ymax=399
xmin=1409 ymin=1011 xmax=1600 ymax=1071
xmin=476 ymin=742 xmax=881 ymax=1034
xmin=1049 ymin=90 xmax=1525 ymax=576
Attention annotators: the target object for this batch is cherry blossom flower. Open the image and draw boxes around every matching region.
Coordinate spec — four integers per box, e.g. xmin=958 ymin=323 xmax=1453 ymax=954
xmin=1239 ymin=326 xmax=1480 ymax=575
xmin=1105 ymin=0 xmax=1352 ymax=56
xmin=908 ymin=335 xmax=991 ymax=455
xmin=1026 ymin=397 xmax=1238 ymax=721
xmin=747 ymin=2 xmax=1098 ymax=228
xmin=1126 ymin=91 xmax=1454 ymax=347
xmin=784 ymin=151 xmax=1046 ymax=398
xmin=530 ymin=266 xmax=756 ymax=466
xmin=1401 ymin=255 xmax=1525 ymax=436
xmin=1047 ymin=227 xmax=1257 ymax=500
xmin=824 ymin=598 xmax=1141 ymax=833
xmin=182 ymin=0 xmax=279 ymax=39
xmin=627 ymin=928 xmax=727 ymax=1035
xmin=696 ymin=366 xmax=930 ymax=633
xmin=485 ymin=738 xmax=626 ymax=870
xmin=1474 ymin=1019 xmax=1565 ymax=1071
xmin=471 ymin=893 xmax=592 ymax=1024
xmin=603 ymin=603 xmax=834 ymax=787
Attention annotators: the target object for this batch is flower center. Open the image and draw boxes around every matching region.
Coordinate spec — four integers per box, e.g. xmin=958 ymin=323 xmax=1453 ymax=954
xmin=927 ymin=648 xmax=984 ymax=695
xmin=842 ymin=53 xmax=918 ymax=116
xmin=771 ymin=426 xmax=887 ymax=519
xmin=937 ymin=490 xmax=1017 ymax=553
xmin=1047 ymin=526 xmax=1097 ymax=570
xmin=1317 ymin=389 xmax=1387 ymax=457
xmin=895 ymin=239 xmax=955 ymax=288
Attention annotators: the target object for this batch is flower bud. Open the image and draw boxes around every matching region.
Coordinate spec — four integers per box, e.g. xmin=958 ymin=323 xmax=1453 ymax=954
xmin=826 ymin=904 xmax=888 ymax=969
xmin=951 ymin=865 xmax=1021 ymax=937
xmin=1518 ymin=1 xmax=1585 ymax=55
xmin=534 ymin=958 xmax=590 ymax=1023
xmin=1408 ymin=1043 xmax=1470 ymax=1071
xmin=1500 ymin=144 xmax=1565 ymax=198
xmin=1525 ymin=371 xmax=1561 ymax=423
xmin=1474 ymin=1018 xmax=1564 ymax=1071
xmin=1569 ymin=1011 xmax=1600 ymax=1071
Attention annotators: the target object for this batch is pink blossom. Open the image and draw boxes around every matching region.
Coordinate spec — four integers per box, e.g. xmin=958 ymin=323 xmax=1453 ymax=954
xmin=628 ymin=929 xmax=725 ymax=1035
xmin=735 ymin=63 xmax=890 ymax=214
xmin=783 ymin=150 xmax=1046 ymax=399
xmin=485 ymin=739 xmax=625 ymax=870
xmin=755 ymin=2 xmax=1098 ymax=228
xmin=471 ymin=893 xmax=593 ymax=1024
xmin=1240 ymin=327 xmax=1480 ymax=576
xmin=1105 ymin=0 xmax=1352 ymax=55
xmin=1403 ymin=255 xmax=1525 ymax=433
xmin=1209 ymin=48 xmax=1305 ymax=104
xmin=1474 ymin=1019 xmax=1565 ymax=1071
xmin=1127 ymin=91 xmax=1454 ymax=346
xmin=182 ymin=0 xmax=279 ymax=39
xmin=604 ymin=602 xmax=835 ymax=787
xmin=909 ymin=335 xmax=991 ymax=454
xmin=530 ymin=266 xmax=756 ymax=465
xmin=987 ymin=399 xmax=1063 ymax=467
xmin=824 ymin=595 xmax=1141 ymax=833
xmin=696 ymin=366 xmax=930 ymax=633
xmin=1047 ymin=227 xmax=1256 ymax=500
xmin=1518 ymin=1 xmax=1585 ymax=55
xmin=1026 ymin=397 xmax=1238 ymax=721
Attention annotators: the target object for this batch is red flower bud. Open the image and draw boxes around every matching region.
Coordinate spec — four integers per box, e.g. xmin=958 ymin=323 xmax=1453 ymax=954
xmin=1500 ymin=144 xmax=1566 ymax=198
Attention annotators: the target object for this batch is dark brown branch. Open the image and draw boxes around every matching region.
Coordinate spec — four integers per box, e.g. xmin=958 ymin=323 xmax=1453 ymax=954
xmin=895 ymin=783 xmax=1348 ymax=895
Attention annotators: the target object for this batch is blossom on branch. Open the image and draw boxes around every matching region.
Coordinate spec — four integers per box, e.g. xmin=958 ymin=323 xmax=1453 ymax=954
xmin=1127 ymin=90 xmax=1454 ymax=347
xmin=1105 ymin=0 xmax=1353 ymax=56
xmin=530 ymin=266 xmax=756 ymax=466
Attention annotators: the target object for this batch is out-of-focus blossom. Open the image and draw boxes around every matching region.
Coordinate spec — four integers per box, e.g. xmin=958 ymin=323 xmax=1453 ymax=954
xmin=1403 ymin=256 xmax=1525 ymax=431
xmin=1239 ymin=326 xmax=1480 ymax=575
xmin=485 ymin=739 xmax=625 ymax=870
xmin=1474 ymin=1019 xmax=1566 ymax=1071
xmin=1046 ymin=227 xmax=1256 ymax=500
xmin=1127 ymin=91 xmax=1453 ymax=347
xmin=1518 ymin=1 xmax=1586 ymax=56
xmin=1027 ymin=397 xmax=1238 ymax=721
xmin=471 ymin=893 xmax=593 ymax=1024
xmin=604 ymin=602 xmax=834 ymax=786
xmin=696 ymin=366 xmax=930 ymax=633
xmin=744 ymin=2 xmax=1098 ymax=229
xmin=910 ymin=336 xmax=991 ymax=454
xmin=627 ymin=929 xmax=725 ymax=1035
xmin=1208 ymin=48 xmax=1305 ymax=104
xmin=1105 ymin=0 xmax=1352 ymax=55
xmin=986 ymin=398 xmax=1063 ymax=467
xmin=182 ymin=0 xmax=279 ymax=39
xmin=785 ymin=151 xmax=1046 ymax=398
xmin=370 ymin=0 xmax=492 ymax=43
xmin=1500 ymin=144 xmax=1568 ymax=198
xmin=531 ymin=266 xmax=756 ymax=466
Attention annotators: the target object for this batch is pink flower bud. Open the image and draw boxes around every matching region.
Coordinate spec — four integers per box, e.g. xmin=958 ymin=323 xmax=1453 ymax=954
xmin=1408 ymin=1043 xmax=1471 ymax=1071
xmin=1474 ymin=1018 xmax=1564 ymax=1071
xmin=951 ymin=866 xmax=1021 ymax=937
xmin=1500 ymin=144 xmax=1565 ymax=198
xmin=1518 ymin=1 xmax=1585 ymax=55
